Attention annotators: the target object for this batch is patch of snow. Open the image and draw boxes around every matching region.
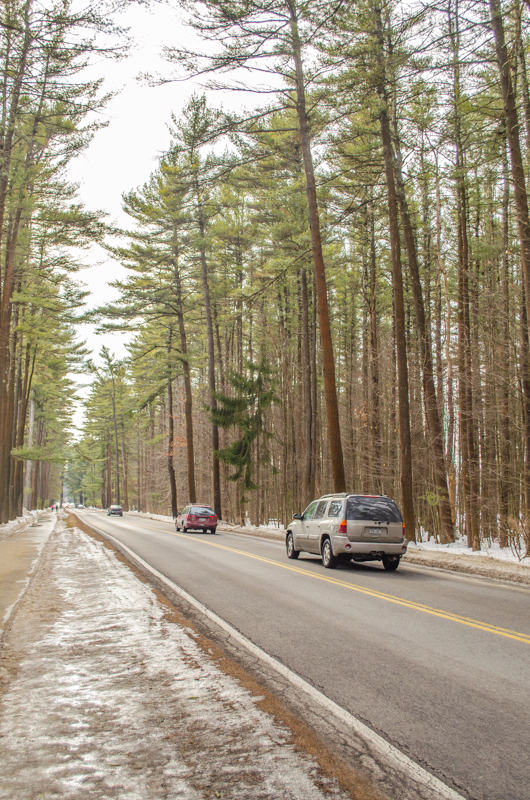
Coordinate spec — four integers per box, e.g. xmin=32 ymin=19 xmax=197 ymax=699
xmin=408 ymin=537 xmax=530 ymax=567
xmin=129 ymin=511 xmax=530 ymax=567
xmin=0 ymin=509 xmax=46 ymax=543
xmin=0 ymin=522 xmax=348 ymax=800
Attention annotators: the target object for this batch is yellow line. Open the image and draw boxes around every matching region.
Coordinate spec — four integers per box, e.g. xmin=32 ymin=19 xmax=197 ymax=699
xmin=114 ymin=517 xmax=530 ymax=645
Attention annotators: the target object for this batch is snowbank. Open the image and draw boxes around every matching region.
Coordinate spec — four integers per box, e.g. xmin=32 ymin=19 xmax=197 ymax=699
xmin=408 ymin=537 xmax=530 ymax=566
xmin=0 ymin=521 xmax=349 ymax=800
xmin=0 ymin=509 xmax=45 ymax=543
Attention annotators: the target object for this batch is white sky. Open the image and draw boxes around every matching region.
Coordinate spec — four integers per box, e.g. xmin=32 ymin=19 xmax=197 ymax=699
xmin=66 ymin=1 xmax=277 ymax=433
xmin=67 ymin=2 xmax=205 ymax=430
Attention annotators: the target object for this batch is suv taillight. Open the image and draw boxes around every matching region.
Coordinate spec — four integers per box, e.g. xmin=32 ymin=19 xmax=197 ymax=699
xmin=210 ymin=515 xmax=217 ymax=522
xmin=338 ymin=519 xmax=347 ymax=534
xmin=403 ymin=523 xmax=406 ymax=540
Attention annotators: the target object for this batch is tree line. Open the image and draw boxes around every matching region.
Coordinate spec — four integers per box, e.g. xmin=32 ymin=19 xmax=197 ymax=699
xmin=4 ymin=0 xmax=530 ymax=557
xmin=0 ymin=0 xmax=120 ymax=522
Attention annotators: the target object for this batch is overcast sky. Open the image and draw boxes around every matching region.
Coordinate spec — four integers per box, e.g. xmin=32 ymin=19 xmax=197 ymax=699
xmin=67 ymin=2 xmax=207 ymax=428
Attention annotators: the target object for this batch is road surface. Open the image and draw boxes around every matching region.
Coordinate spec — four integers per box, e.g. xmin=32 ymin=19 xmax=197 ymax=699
xmin=75 ymin=510 xmax=530 ymax=800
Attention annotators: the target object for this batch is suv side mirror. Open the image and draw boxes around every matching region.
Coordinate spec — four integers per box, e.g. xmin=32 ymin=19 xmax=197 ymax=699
xmin=293 ymin=513 xmax=302 ymax=520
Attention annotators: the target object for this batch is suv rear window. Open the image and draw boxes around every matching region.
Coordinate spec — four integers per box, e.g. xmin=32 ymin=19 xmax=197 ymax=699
xmin=190 ymin=506 xmax=214 ymax=515
xmin=346 ymin=496 xmax=402 ymax=522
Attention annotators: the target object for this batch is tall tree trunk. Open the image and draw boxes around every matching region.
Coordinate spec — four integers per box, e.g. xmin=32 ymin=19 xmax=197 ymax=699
xmin=110 ymin=379 xmax=120 ymax=506
xmin=121 ymin=425 xmax=129 ymax=512
xmin=173 ymin=254 xmax=197 ymax=504
xmin=13 ymin=342 xmax=31 ymax=516
xmin=391 ymin=129 xmax=454 ymax=543
xmin=287 ymin=0 xmax=346 ymax=492
xmin=167 ymin=327 xmax=178 ymax=518
xmin=300 ymin=266 xmax=313 ymax=505
xmin=490 ymin=0 xmax=530 ymax=524
xmin=136 ymin=418 xmax=142 ymax=512
xmin=368 ymin=196 xmax=382 ymax=493
xmin=374 ymin=4 xmax=416 ymax=539
xmin=25 ymin=392 xmax=35 ymax=509
xmin=499 ymin=150 xmax=512 ymax=546
xmin=195 ymin=191 xmax=221 ymax=518
xmin=107 ymin=434 xmax=112 ymax=507
xmin=448 ymin=0 xmax=480 ymax=549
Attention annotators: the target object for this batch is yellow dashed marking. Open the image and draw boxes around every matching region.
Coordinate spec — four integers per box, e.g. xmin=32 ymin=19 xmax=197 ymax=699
xmin=106 ymin=516 xmax=530 ymax=645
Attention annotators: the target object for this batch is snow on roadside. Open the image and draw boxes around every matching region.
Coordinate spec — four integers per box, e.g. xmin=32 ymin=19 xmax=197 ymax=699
xmin=128 ymin=510 xmax=530 ymax=566
xmin=0 ymin=508 xmax=45 ymax=543
xmin=407 ymin=537 xmax=530 ymax=567
xmin=0 ymin=521 xmax=347 ymax=800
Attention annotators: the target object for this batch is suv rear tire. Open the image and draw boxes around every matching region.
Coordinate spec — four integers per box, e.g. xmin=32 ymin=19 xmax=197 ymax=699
xmin=286 ymin=532 xmax=299 ymax=559
xmin=321 ymin=537 xmax=338 ymax=569
xmin=382 ymin=555 xmax=400 ymax=571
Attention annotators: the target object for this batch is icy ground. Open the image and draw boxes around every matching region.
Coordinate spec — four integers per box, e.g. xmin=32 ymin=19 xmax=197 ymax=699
xmin=0 ymin=522 xmax=348 ymax=800
xmin=0 ymin=509 xmax=43 ymax=543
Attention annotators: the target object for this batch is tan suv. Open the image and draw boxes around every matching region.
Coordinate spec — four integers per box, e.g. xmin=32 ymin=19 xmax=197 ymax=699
xmin=286 ymin=493 xmax=407 ymax=571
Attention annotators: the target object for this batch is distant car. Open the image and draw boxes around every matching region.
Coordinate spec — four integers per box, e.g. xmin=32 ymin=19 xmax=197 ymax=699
xmin=175 ymin=504 xmax=217 ymax=534
xmin=107 ymin=504 xmax=123 ymax=517
xmin=286 ymin=493 xmax=407 ymax=570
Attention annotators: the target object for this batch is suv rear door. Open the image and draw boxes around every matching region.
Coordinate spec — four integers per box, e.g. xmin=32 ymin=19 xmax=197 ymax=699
xmin=346 ymin=496 xmax=403 ymax=543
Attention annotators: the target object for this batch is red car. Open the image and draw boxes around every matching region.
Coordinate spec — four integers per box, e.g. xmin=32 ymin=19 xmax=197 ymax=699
xmin=175 ymin=504 xmax=218 ymax=534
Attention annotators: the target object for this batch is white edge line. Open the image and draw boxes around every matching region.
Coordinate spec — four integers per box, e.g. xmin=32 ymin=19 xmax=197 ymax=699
xmin=78 ymin=519 xmax=466 ymax=800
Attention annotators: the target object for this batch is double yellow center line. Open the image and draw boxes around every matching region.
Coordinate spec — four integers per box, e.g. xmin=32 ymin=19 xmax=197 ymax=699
xmin=125 ymin=519 xmax=530 ymax=645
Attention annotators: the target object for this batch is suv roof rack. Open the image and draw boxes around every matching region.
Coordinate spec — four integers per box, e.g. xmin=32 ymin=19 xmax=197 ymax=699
xmin=319 ymin=492 xmax=389 ymax=499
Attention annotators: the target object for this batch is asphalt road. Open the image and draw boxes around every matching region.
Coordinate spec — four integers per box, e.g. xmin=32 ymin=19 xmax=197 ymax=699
xmin=75 ymin=510 xmax=530 ymax=800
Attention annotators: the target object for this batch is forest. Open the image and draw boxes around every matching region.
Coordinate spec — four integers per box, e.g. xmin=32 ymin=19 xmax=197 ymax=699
xmin=2 ymin=0 xmax=530 ymax=557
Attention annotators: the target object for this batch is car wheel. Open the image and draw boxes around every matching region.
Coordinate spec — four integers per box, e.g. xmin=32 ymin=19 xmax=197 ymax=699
xmin=321 ymin=537 xmax=338 ymax=569
xmin=183 ymin=526 xmax=188 ymax=533
xmin=382 ymin=556 xmax=400 ymax=571
xmin=175 ymin=522 xmax=180 ymax=531
xmin=209 ymin=527 xmax=216 ymax=534
xmin=286 ymin=532 xmax=299 ymax=559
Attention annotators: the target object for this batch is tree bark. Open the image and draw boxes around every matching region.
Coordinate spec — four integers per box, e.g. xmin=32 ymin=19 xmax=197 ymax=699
xmin=391 ymin=133 xmax=454 ymax=542
xmin=374 ymin=4 xmax=416 ymax=539
xmin=174 ymin=281 xmax=197 ymax=505
xmin=300 ymin=266 xmax=314 ymax=505
xmin=490 ymin=0 xmax=530 ymax=524
xmin=167 ymin=326 xmax=178 ymax=518
xmin=367 ymin=197 xmax=382 ymax=493
xmin=287 ymin=0 xmax=346 ymax=492
xmin=196 ymin=199 xmax=222 ymax=518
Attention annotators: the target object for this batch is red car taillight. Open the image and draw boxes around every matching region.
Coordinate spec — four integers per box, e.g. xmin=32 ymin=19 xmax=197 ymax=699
xmin=338 ymin=519 xmax=347 ymax=534
xmin=210 ymin=515 xmax=217 ymax=522
xmin=403 ymin=522 xmax=406 ymax=540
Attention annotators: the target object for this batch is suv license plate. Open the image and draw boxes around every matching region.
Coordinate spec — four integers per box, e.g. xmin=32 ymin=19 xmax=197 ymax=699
xmin=199 ymin=518 xmax=206 ymax=522
xmin=369 ymin=528 xmax=381 ymax=536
